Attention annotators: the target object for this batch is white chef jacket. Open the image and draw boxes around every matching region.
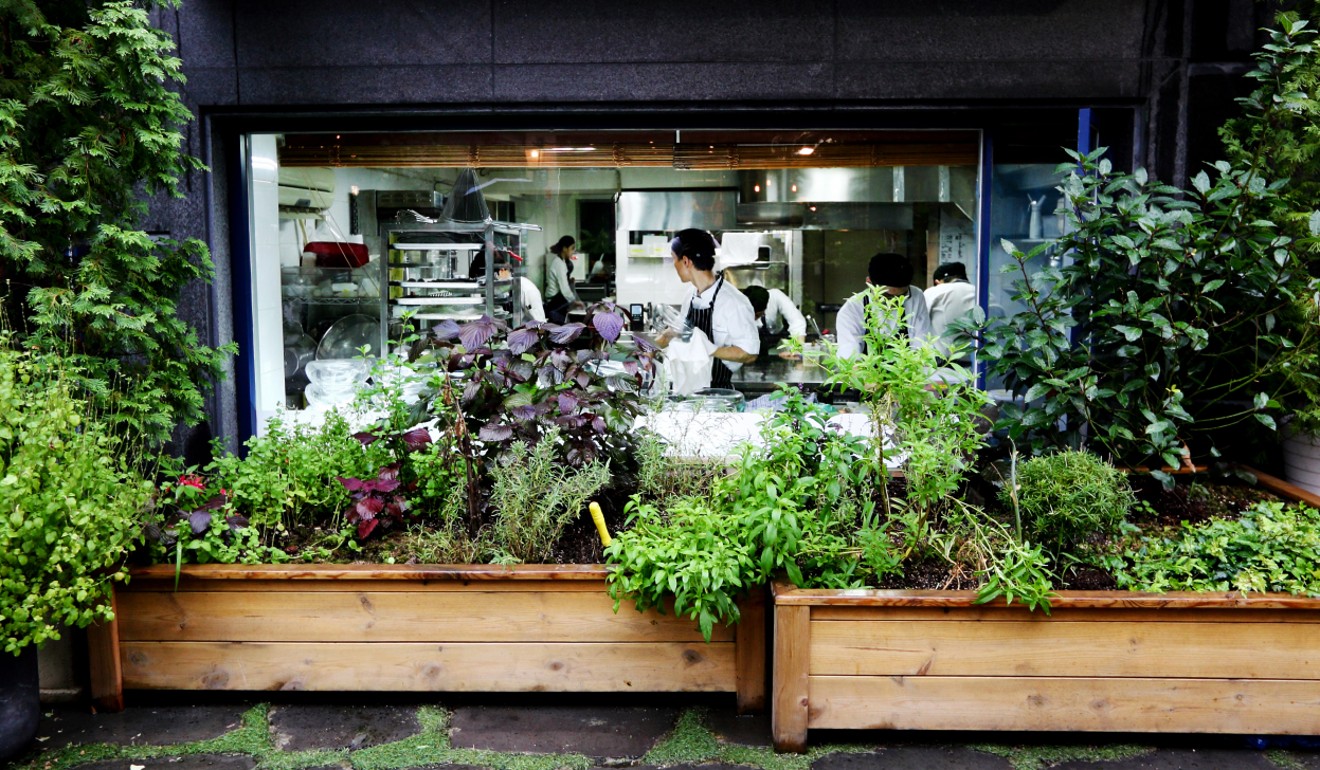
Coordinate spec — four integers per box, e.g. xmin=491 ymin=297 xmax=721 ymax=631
xmin=677 ymin=279 xmax=761 ymax=372
xmin=544 ymin=255 xmax=577 ymax=302
xmin=923 ymin=279 xmax=978 ymax=358
xmin=835 ymin=285 xmax=933 ymax=359
xmin=519 ymin=277 xmax=547 ymax=323
xmin=760 ymin=288 xmax=807 ymax=338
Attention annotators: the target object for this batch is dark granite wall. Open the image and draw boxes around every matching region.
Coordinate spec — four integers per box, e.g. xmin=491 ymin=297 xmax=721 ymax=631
xmin=145 ymin=0 xmax=1272 ymax=444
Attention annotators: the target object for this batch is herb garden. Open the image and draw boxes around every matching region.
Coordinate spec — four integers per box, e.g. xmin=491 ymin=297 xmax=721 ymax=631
xmin=2 ymin=3 xmax=1320 ymax=760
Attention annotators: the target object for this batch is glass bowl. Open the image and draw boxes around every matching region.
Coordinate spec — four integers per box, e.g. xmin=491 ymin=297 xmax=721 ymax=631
xmin=316 ymin=314 xmax=380 ymax=360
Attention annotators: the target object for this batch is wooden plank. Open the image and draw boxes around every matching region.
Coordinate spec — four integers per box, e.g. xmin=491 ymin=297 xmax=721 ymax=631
xmin=86 ymin=590 xmax=123 ymax=712
xmin=1249 ymin=466 xmax=1320 ymax=509
xmin=120 ymin=641 xmax=735 ymax=693
xmin=809 ymin=606 xmax=1320 ymax=624
xmin=735 ymin=585 xmax=767 ymax=712
xmin=774 ymin=588 xmax=1320 ymax=611
xmin=125 ymin=578 xmax=608 ymax=593
xmin=772 ymin=604 xmax=811 ymax=753
xmin=116 ymin=590 xmax=729 ymax=643
xmin=127 ymin=563 xmax=612 ymax=582
xmin=809 ymin=619 xmax=1320 ymax=679
xmin=807 ymin=675 xmax=1320 ymax=734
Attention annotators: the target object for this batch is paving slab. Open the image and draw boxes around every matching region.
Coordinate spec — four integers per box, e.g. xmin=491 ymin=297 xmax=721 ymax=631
xmin=267 ymin=704 xmax=420 ymax=751
xmin=35 ymin=705 xmax=249 ymax=750
xmin=1052 ymin=748 xmax=1279 ymax=769
xmin=704 ymin=710 xmax=772 ymax=747
xmin=1273 ymin=751 xmax=1320 ymax=769
xmin=448 ymin=704 xmax=678 ymax=760
xmin=67 ymin=755 xmax=256 ymax=770
xmin=813 ymin=747 xmax=1013 ymax=769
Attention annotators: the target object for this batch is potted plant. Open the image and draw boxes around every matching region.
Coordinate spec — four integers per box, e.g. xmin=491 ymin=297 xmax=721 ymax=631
xmin=0 ymin=337 xmax=154 ymax=762
xmin=87 ymin=306 xmax=767 ymax=711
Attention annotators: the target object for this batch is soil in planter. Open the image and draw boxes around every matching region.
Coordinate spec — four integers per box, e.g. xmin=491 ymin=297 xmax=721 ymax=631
xmin=251 ymin=467 xmax=1291 ymax=596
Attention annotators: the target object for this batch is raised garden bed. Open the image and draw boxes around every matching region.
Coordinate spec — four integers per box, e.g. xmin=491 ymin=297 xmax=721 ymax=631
xmin=88 ymin=564 xmax=765 ymax=712
xmin=769 ymin=469 xmax=1320 ymax=751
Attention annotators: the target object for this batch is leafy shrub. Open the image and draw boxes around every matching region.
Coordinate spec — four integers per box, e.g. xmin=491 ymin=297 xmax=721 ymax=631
xmin=1005 ymin=451 xmax=1134 ymax=558
xmin=420 ymin=304 xmax=657 ymax=471
xmin=0 ymin=3 xmax=235 ymax=442
xmin=980 ymin=19 xmax=1320 ymax=470
xmin=1108 ymin=500 xmax=1320 ymax=596
xmin=0 ymin=341 xmax=154 ymax=653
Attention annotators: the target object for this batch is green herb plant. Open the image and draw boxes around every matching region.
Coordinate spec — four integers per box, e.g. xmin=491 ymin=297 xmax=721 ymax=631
xmin=0 ymin=337 xmax=155 ymax=653
xmin=1103 ymin=499 xmax=1320 ymax=596
xmin=607 ymin=389 xmax=880 ymax=639
xmin=148 ymin=471 xmax=287 ymax=571
xmin=1003 ymin=450 xmax=1135 ymax=562
xmin=483 ymin=431 xmax=612 ymax=564
xmin=203 ymin=411 xmax=392 ymax=547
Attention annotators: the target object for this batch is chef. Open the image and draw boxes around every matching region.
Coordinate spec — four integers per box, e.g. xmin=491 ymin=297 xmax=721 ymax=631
xmin=742 ymin=285 xmax=807 ymax=360
xmin=655 ymin=229 xmax=760 ymax=389
xmin=835 ymin=251 xmax=933 ymax=359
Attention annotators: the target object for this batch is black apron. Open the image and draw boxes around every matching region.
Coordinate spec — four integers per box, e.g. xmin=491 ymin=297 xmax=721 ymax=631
xmin=756 ymin=321 xmax=787 ymax=363
xmin=686 ymin=277 xmax=733 ymax=390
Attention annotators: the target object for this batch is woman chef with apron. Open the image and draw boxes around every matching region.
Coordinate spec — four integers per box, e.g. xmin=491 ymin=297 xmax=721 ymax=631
xmin=655 ymin=229 xmax=760 ymax=389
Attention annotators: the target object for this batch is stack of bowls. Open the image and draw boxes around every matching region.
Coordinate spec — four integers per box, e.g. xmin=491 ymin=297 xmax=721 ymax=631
xmin=304 ymin=359 xmax=369 ymax=407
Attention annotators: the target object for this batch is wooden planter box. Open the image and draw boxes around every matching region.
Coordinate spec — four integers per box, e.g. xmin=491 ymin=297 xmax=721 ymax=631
xmin=771 ymin=469 xmax=1320 ymax=751
xmin=88 ymin=564 xmax=765 ymax=712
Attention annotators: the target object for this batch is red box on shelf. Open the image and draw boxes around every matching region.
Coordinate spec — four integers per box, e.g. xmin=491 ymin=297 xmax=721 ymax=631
xmin=305 ymin=241 xmax=369 ymax=268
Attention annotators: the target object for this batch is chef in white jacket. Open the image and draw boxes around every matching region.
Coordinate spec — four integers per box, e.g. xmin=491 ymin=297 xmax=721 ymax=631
xmin=835 ymin=252 xmax=932 ymax=359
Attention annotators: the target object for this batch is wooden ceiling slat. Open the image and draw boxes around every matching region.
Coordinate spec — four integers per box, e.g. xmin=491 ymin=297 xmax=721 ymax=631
xmin=278 ymin=133 xmax=978 ymax=169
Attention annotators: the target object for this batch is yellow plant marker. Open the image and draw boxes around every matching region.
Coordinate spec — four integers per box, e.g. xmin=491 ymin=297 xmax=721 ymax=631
xmin=588 ymin=501 xmax=611 ymax=546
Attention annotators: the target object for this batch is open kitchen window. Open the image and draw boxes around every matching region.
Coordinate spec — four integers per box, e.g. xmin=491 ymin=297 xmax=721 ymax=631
xmin=241 ymin=128 xmax=982 ymax=429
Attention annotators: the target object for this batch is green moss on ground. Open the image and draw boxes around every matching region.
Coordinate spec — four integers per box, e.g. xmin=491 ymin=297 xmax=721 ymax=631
xmin=13 ymin=702 xmax=1299 ymax=770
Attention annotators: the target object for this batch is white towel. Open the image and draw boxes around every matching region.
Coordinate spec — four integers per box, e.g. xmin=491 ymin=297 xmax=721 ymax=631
xmin=664 ymin=327 xmax=718 ymax=395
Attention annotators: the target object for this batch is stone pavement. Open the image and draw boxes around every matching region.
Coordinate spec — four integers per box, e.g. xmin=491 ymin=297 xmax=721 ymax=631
xmin=9 ymin=693 xmax=1320 ymax=770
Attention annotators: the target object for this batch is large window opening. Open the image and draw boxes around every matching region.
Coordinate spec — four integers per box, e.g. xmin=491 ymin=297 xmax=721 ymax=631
xmin=245 ymin=128 xmax=982 ymax=424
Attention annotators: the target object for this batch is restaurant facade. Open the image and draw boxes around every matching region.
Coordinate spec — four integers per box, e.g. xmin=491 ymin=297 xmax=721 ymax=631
xmin=145 ymin=0 xmax=1279 ymax=446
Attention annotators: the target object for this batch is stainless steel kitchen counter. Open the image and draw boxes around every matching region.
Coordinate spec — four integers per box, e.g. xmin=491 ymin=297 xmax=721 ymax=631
xmin=731 ymin=356 xmax=831 ymax=393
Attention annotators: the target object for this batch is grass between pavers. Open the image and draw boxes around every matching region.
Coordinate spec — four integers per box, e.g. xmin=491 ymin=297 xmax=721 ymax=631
xmin=969 ymin=742 xmax=1153 ymax=770
xmin=9 ymin=703 xmax=1312 ymax=770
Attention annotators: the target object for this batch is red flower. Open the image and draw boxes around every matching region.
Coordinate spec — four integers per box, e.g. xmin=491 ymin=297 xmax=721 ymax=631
xmin=178 ymin=474 xmax=206 ymax=491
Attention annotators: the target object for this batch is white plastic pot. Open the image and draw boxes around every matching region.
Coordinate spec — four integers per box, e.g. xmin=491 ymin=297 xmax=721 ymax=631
xmin=1281 ymin=428 xmax=1320 ymax=495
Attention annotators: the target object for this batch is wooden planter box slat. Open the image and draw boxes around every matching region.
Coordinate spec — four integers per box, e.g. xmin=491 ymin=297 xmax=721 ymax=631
xmin=116 ymin=590 xmax=728 ymax=643
xmin=90 ymin=564 xmax=765 ymax=712
xmin=809 ymin=616 xmax=1320 ymax=679
xmin=770 ymin=469 xmax=1320 ymax=751
xmin=121 ymin=641 xmax=735 ymax=693
xmin=806 ymin=675 xmax=1320 ymax=734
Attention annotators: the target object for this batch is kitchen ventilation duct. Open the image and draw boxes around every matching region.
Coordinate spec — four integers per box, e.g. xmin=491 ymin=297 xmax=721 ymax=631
xmin=440 ymin=167 xmax=490 ymax=222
